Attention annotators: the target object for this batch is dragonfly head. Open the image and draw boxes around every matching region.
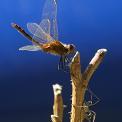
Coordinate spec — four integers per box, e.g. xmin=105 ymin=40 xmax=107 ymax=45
xmin=68 ymin=44 xmax=76 ymax=54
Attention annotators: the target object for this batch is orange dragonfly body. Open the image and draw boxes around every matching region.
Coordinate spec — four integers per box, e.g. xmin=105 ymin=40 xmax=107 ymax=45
xmin=41 ymin=40 xmax=74 ymax=56
xmin=12 ymin=0 xmax=75 ymax=70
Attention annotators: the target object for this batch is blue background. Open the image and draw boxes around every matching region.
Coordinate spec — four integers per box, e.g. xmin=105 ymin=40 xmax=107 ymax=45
xmin=0 ymin=0 xmax=122 ymax=121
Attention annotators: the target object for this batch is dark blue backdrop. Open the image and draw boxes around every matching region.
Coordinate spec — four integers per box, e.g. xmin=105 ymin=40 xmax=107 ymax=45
xmin=0 ymin=0 xmax=122 ymax=122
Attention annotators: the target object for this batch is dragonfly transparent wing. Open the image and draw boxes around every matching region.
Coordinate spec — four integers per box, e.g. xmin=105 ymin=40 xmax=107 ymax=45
xmin=40 ymin=19 xmax=51 ymax=34
xmin=27 ymin=22 xmax=54 ymax=44
xmin=41 ymin=0 xmax=58 ymax=40
xmin=19 ymin=45 xmax=41 ymax=51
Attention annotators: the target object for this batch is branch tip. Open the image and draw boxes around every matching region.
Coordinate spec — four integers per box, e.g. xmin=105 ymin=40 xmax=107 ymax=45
xmin=53 ymin=84 xmax=62 ymax=95
xmin=71 ymin=51 xmax=80 ymax=63
xmin=97 ymin=48 xmax=107 ymax=53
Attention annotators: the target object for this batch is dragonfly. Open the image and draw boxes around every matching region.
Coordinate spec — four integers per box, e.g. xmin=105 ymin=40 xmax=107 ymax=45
xmin=11 ymin=0 xmax=76 ymax=71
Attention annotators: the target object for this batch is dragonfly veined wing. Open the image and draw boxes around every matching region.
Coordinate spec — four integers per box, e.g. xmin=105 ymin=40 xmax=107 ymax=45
xmin=20 ymin=20 xmax=53 ymax=51
xmin=40 ymin=0 xmax=58 ymax=40
xmin=19 ymin=45 xmax=41 ymax=51
xmin=39 ymin=19 xmax=51 ymax=34
xmin=19 ymin=0 xmax=58 ymax=51
xmin=27 ymin=22 xmax=54 ymax=44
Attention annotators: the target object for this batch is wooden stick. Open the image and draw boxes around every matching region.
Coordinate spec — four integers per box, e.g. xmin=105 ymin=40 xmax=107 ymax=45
xmin=70 ymin=52 xmax=84 ymax=122
xmin=83 ymin=48 xmax=107 ymax=82
xmin=51 ymin=84 xmax=64 ymax=122
xmin=70 ymin=49 xmax=107 ymax=122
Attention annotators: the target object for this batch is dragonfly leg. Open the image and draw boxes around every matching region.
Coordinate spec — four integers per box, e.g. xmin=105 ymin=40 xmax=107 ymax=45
xmin=58 ymin=56 xmax=63 ymax=70
xmin=63 ymin=56 xmax=70 ymax=72
xmin=58 ymin=56 xmax=66 ymax=71
xmin=58 ymin=56 xmax=70 ymax=72
xmin=65 ymin=56 xmax=71 ymax=63
xmin=62 ymin=56 xmax=66 ymax=71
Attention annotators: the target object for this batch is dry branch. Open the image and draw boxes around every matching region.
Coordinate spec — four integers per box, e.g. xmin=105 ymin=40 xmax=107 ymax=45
xmin=83 ymin=48 xmax=107 ymax=82
xmin=51 ymin=84 xmax=64 ymax=122
xmin=70 ymin=49 xmax=107 ymax=122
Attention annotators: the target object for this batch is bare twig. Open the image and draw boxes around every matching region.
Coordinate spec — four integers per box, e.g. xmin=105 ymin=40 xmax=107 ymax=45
xmin=70 ymin=49 xmax=107 ymax=122
xmin=51 ymin=84 xmax=64 ymax=122
xmin=83 ymin=48 xmax=107 ymax=82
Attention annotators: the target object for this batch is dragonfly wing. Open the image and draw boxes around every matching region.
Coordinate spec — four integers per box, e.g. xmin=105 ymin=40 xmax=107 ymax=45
xmin=27 ymin=22 xmax=54 ymax=44
xmin=19 ymin=45 xmax=41 ymax=51
xmin=40 ymin=19 xmax=50 ymax=34
xmin=52 ymin=18 xmax=58 ymax=40
xmin=41 ymin=0 xmax=58 ymax=40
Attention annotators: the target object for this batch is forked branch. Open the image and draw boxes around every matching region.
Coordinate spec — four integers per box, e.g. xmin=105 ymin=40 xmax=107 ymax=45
xmin=70 ymin=49 xmax=107 ymax=122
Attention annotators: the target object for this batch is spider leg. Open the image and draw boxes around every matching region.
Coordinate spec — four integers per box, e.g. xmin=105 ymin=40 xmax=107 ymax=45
xmin=85 ymin=110 xmax=96 ymax=122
